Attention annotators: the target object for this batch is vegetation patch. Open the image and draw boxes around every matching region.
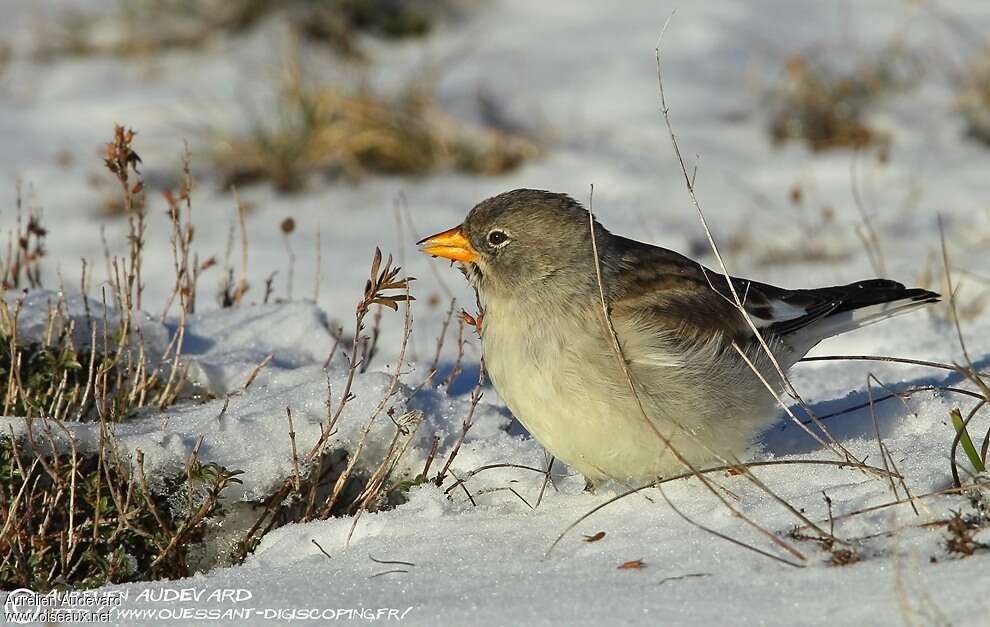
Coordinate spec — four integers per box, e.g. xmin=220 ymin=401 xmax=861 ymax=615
xmin=215 ymin=68 xmax=539 ymax=192
xmin=0 ymin=435 xmax=243 ymax=590
xmin=34 ymin=0 xmax=465 ymax=60
xmin=957 ymin=46 xmax=990 ymax=145
xmin=0 ymin=124 xmax=446 ymax=589
xmin=768 ymin=46 xmax=917 ymax=151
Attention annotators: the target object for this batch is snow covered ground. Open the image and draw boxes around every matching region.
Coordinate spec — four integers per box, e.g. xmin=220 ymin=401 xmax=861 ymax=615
xmin=2 ymin=1 xmax=990 ymax=625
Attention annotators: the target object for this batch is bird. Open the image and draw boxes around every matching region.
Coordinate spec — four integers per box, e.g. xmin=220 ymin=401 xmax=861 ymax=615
xmin=418 ymin=189 xmax=939 ymax=485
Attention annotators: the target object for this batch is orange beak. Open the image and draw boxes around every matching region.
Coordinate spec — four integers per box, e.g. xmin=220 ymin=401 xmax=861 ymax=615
xmin=417 ymin=225 xmax=478 ymax=263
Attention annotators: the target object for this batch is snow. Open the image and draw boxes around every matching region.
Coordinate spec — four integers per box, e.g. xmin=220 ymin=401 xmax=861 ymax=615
xmin=2 ymin=0 xmax=990 ymax=625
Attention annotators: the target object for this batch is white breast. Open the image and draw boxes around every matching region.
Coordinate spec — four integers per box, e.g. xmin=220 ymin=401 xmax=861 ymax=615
xmin=481 ymin=300 xmax=668 ymax=482
xmin=479 ymin=298 xmax=780 ymax=484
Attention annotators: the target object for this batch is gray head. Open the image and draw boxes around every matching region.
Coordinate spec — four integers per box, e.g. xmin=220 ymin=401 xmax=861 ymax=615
xmin=419 ymin=189 xmax=606 ymax=300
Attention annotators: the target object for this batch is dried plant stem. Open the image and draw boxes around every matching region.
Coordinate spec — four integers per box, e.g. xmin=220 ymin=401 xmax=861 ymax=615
xmin=866 ymin=376 xmax=902 ymax=505
xmin=0 ymin=125 xmax=245 ymax=588
xmin=237 ymin=192 xmax=249 ymax=300
xmin=657 ymin=486 xmax=802 ymax=568
xmin=314 ymin=225 xmax=321 ymax=302
xmin=135 ymin=450 xmax=172 ymax=536
xmin=801 ymin=354 xmax=985 ymax=375
xmin=937 ymin=215 xmax=990 ymax=486
xmin=442 ymin=317 xmax=466 ymax=392
xmin=866 ymin=373 xmax=922 ymax=515
xmin=242 ymin=354 xmax=274 ymax=391
xmin=795 ymin=485 xmax=968 ymax=533
xmin=559 ymin=18 xmax=884 ymax=564
xmin=547 ymin=458 xmax=893 ymax=556
xmin=283 ymin=229 xmax=296 ymax=301
xmin=802 ymin=385 xmax=986 ymax=426
xmin=435 ymin=361 xmax=485 ymax=486
xmin=655 ymin=26 xmax=855 ymax=467
xmin=345 ymin=409 xmax=424 ymax=545
xmin=286 ymin=407 xmax=301 ymax=491
xmin=850 ymin=149 xmax=887 ymax=276
xmin=535 ymin=455 xmax=557 ymax=508
xmin=320 ymin=294 xmax=413 ymax=518
xmin=424 ymin=298 xmax=457 ymax=390
xmin=359 ymin=305 xmax=383 ymax=373
xmin=240 ymin=249 xmax=413 ymax=547
xmin=730 ymin=343 xmax=862 ymax=472
xmin=442 ymin=462 xmax=549 ymax=496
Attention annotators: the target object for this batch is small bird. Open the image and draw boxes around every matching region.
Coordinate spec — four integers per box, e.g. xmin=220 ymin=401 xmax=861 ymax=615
xmin=418 ymin=189 xmax=939 ymax=485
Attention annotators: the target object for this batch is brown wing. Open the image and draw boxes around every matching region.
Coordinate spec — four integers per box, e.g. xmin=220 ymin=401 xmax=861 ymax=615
xmin=605 ymin=235 xmax=938 ymax=343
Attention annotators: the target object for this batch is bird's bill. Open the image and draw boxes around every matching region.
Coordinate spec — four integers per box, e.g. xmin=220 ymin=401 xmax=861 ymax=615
xmin=417 ymin=226 xmax=478 ymax=263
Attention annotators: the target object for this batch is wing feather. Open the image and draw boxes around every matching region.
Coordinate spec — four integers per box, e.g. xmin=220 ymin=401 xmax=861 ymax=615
xmin=604 ymin=236 xmax=938 ymax=348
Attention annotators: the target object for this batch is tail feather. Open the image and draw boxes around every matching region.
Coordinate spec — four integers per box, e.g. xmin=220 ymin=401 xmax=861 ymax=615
xmin=763 ymin=279 xmax=939 ymax=353
xmin=806 ymin=290 xmax=939 ymax=339
xmin=822 ymin=280 xmax=938 ymax=317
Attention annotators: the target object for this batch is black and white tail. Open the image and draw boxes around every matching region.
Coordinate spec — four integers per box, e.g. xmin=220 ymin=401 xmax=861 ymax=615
xmin=752 ymin=278 xmax=940 ymax=348
xmin=804 ymin=280 xmax=940 ymax=340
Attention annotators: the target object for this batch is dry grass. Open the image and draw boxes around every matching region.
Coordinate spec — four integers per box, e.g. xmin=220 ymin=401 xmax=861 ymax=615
xmin=290 ymin=0 xmax=447 ymax=57
xmin=0 ymin=42 xmax=10 ymax=78
xmin=768 ymin=46 xmax=917 ymax=151
xmin=32 ymin=2 xmax=537 ymax=196
xmin=957 ymin=45 xmax=990 ymax=145
xmin=34 ymin=0 xmax=459 ymax=61
xmin=235 ymin=246 xmax=416 ymax=557
xmin=215 ymin=66 xmax=539 ymax=192
xmin=0 ymin=123 xmax=432 ymax=588
xmin=0 ymin=126 xmax=215 ymax=589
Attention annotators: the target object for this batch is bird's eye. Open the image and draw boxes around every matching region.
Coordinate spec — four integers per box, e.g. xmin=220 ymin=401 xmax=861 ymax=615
xmin=487 ymin=230 xmax=509 ymax=247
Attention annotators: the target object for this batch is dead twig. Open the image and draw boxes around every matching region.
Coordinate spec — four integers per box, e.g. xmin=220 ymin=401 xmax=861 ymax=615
xmin=547 ymin=458 xmax=893 ymax=556
xmin=435 ymin=361 xmax=485 ymax=486
xmin=311 ymin=539 xmax=332 ymax=561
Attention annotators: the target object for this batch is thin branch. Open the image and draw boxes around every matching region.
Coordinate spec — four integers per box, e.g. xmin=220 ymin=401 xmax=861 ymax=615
xmin=800 ymin=354 xmax=981 ymax=375
xmin=657 ymin=486 xmax=803 ymax=568
xmin=311 ymin=539 xmax=332 ymax=561
xmin=547 ymin=458 xmax=888 ymax=557
xmin=655 ymin=20 xmax=857 ymax=467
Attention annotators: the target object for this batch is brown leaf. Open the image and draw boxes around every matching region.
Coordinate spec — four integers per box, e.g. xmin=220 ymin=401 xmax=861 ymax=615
xmin=617 ymin=560 xmax=645 ymax=570
xmin=371 ymin=298 xmax=399 ymax=311
xmin=370 ymin=247 xmax=383 ymax=284
xmin=127 ymin=149 xmax=142 ymax=173
xmin=459 ymin=309 xmax=484 ymax=334
xmin=583 ymin=531 xmax=606 ymax=543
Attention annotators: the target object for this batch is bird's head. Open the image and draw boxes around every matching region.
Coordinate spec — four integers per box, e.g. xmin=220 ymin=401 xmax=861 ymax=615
xmin=418 ymin=189 xmax=605 ymax=301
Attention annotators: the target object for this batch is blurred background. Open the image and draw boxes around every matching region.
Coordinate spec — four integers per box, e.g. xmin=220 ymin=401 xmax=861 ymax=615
xmin=1 ymin=0 xmax=989 ymax=365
